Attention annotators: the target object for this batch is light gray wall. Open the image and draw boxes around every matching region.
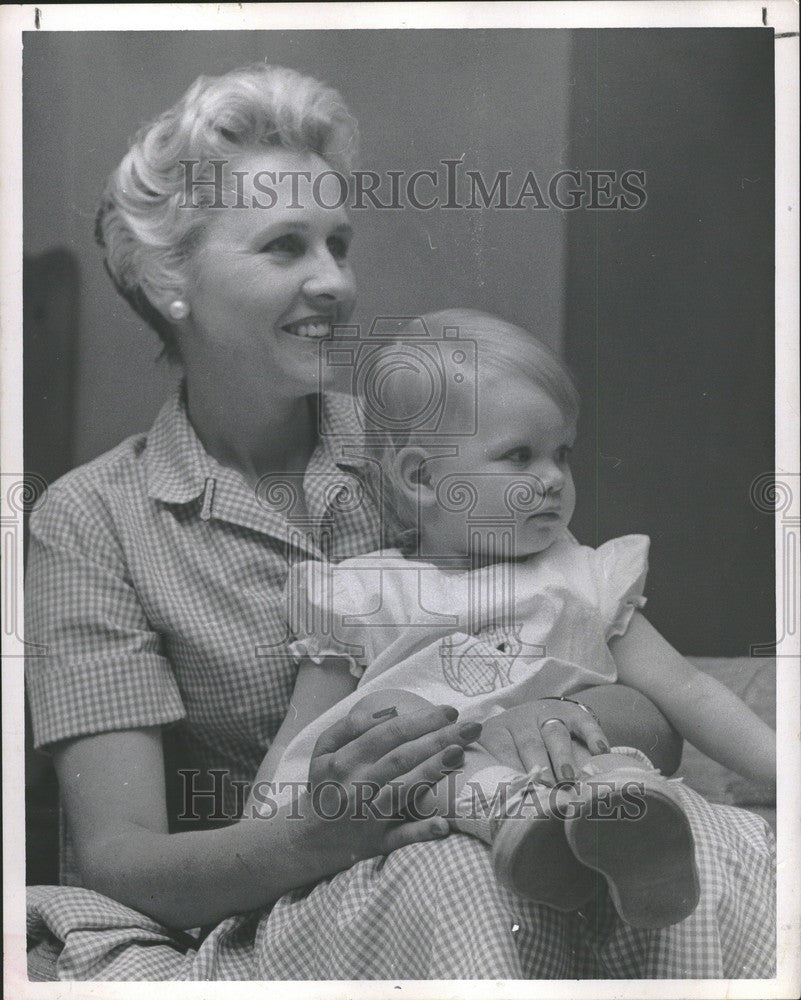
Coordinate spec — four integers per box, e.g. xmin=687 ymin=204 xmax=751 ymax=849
xmin=24 ymin=30 xmax=572 ymax=465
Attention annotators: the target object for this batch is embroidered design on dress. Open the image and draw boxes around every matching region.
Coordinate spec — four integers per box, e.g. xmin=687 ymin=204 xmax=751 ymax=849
xmin=439 ymin=633 xmax=521 ymax=695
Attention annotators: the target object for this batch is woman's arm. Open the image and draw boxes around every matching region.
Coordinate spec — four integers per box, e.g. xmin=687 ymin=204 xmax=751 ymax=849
xmin=254 ymin=656 xmax=359 ymax=785
xmin=610 ymin=611 xmax=775 ymax=788
xmin=56 ymin=707 xmax=477 ymax=930
xmin=55 ymin=727 xmax=330 ymax=929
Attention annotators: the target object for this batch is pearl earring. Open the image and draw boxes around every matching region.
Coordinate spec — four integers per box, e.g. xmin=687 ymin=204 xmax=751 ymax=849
xmin=168 ymin=300 xmax=190 ymax=321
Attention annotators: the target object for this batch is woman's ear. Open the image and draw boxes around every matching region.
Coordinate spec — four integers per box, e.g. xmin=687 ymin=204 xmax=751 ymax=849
xmin=395 ymin=447 xmax=436 ymax=506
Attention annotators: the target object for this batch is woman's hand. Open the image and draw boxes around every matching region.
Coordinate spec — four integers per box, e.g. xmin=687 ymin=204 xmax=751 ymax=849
xmin=477 ymin=699 xmax=610 ymax=785
xmin=302 ymin=699 xmax=482 ymax=865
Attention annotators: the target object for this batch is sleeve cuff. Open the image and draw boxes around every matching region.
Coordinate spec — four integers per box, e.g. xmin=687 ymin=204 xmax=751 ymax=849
xmin=27 ymin=654 xmax=186 ymax=750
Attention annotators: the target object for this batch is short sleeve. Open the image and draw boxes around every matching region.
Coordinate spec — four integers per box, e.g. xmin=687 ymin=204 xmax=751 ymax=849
xmin=593 ymin=535 xmax=650 ymax=640
xmin=284 ymin=560 xmax=376 ymax=678
xmin=25 ymin=482 xmax=186 ymax=750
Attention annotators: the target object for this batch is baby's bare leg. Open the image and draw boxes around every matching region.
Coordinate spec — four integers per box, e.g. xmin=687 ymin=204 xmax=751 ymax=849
xmin=575 ymin=684 xmax=683 ymax=774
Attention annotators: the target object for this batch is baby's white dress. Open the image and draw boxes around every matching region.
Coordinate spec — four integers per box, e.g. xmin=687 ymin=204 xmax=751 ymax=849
xmin=273 ymin=532 xmax=649 ymax=789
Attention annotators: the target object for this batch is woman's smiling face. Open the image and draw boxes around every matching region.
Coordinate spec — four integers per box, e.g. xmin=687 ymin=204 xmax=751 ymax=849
xmin=178 ymin=147 xmax=357 ymax=396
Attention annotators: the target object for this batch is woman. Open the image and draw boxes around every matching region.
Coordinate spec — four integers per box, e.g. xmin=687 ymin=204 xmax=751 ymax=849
xmin=26 ymin=63 xmax=775 ymax=980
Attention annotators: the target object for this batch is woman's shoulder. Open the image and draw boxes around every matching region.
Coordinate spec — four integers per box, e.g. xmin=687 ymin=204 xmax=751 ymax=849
xmin=47 ymin=433 xmax=150 ymax=497
xmin=32 ymin=431 xmax=154 ymax=517
xmin=31 ymin=390 xmax=190 ymax=526
xmin=27 ymin=386 xmax=192 ymax=550
xmin=26 ymin=434 xmax=152 ymax=557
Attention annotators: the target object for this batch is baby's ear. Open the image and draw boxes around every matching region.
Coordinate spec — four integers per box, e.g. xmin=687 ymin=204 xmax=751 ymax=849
xmin=396 ymin=447 xmax=436 ymax=505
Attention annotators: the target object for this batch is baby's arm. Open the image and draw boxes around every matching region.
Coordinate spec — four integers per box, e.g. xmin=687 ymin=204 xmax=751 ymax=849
xmin=254 ymin=657 xmax=359 ymax=786
xmin=610 ymin=611 xmax=775 ymax=788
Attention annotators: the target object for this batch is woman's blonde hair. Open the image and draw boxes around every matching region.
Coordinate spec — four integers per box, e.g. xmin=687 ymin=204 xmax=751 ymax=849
xmin=95 ymin=63 xmax=358 ymax=360
xmin=359 ymin=309 xmax=580 ymax=548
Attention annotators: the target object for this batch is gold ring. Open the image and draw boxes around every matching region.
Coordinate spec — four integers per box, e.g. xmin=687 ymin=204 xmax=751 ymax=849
xmin=540 ymin=717 xmax=568 ymax=730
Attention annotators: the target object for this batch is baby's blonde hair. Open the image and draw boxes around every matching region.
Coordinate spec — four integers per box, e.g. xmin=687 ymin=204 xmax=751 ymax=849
xmin=96 ymin=63 xmax=358 ymax=360
xmin=358 ymin=309 xmax=580 ymax=548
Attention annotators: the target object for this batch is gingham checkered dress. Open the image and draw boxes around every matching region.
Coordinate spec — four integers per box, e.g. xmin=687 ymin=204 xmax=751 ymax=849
xmin=26 ymin=389 xmax=776 ymax=980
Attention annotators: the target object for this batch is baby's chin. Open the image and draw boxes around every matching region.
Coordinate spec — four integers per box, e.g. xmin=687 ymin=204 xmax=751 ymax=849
xmin=513 ymin=530 xmax=567 ymax=560
xmin=470 ymin=538 xmax=560 ymax=567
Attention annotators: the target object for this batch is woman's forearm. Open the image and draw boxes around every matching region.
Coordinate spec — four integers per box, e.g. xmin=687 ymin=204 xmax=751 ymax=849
xmin=59 ymin=702 xmax=474 ymax=932
xmin=85 ymin=802 xmax=338 ymax=930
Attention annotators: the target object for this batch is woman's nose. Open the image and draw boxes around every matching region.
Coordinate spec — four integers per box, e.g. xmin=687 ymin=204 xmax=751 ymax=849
xmin=302 ymin=250 xmax=355 ymax=305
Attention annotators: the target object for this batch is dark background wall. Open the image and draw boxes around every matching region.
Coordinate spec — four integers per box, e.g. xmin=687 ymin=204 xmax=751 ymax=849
xmin=564 ymin=29 xmax=774 ymax=655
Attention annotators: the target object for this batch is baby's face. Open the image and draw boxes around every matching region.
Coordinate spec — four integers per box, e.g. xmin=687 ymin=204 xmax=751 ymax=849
xmin=425 ymin=372 xmax=577 ymax=562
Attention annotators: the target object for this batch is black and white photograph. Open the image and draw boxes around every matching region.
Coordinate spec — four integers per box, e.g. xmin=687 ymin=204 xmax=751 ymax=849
xmin=2 ymin=3 xmax=799 ymax=996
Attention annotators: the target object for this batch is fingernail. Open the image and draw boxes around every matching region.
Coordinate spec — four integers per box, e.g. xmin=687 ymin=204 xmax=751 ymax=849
xmin=372 ymin=707 xmax=398 ymax=720
xmin=458 ymin=722 xmax=483 ymax=741
xmin=442 ymin=746 xmax=465 ymax=767
xmin=433 ymin=818 xmax=450 ymax=836
xmin=596 ymin=741 xmax=610 ymax=754
xmin=440 ymin=705 xmax=459 ymax=722
xmin=560 ymin=764 xmax=576 ymax=782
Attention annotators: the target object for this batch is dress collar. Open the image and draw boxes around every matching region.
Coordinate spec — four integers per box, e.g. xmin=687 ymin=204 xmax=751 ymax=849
xmin=143 ymin=385 xmax=209 ymax=504
xmin=144 ymin=384 xmax=368 ymax=506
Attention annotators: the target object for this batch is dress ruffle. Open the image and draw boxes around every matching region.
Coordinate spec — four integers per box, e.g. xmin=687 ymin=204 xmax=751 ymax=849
xmin=287 ymin=639 xmax=365 ymax=678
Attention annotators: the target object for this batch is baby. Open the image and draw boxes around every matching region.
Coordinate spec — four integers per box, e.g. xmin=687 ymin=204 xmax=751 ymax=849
xmin=260 ymin=309 xmax=775 ymax=928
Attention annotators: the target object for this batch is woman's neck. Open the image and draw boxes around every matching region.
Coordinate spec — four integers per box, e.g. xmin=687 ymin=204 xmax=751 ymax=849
xmin=183 ymin=373 xmax=318 ymax=487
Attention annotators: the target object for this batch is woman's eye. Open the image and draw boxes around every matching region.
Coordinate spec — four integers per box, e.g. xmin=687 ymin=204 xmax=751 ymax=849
xmin=260 ymin=233 xmax=305 ymax=256
xmin=505 ymin=446 xmax=532 ymax=465
xmin=327 ymin=235 xmax=350 ymax=261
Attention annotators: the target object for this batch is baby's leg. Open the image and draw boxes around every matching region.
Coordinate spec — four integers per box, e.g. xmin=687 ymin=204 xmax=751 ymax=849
xmin=575 ymin=684 xmax=683 ymax=774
